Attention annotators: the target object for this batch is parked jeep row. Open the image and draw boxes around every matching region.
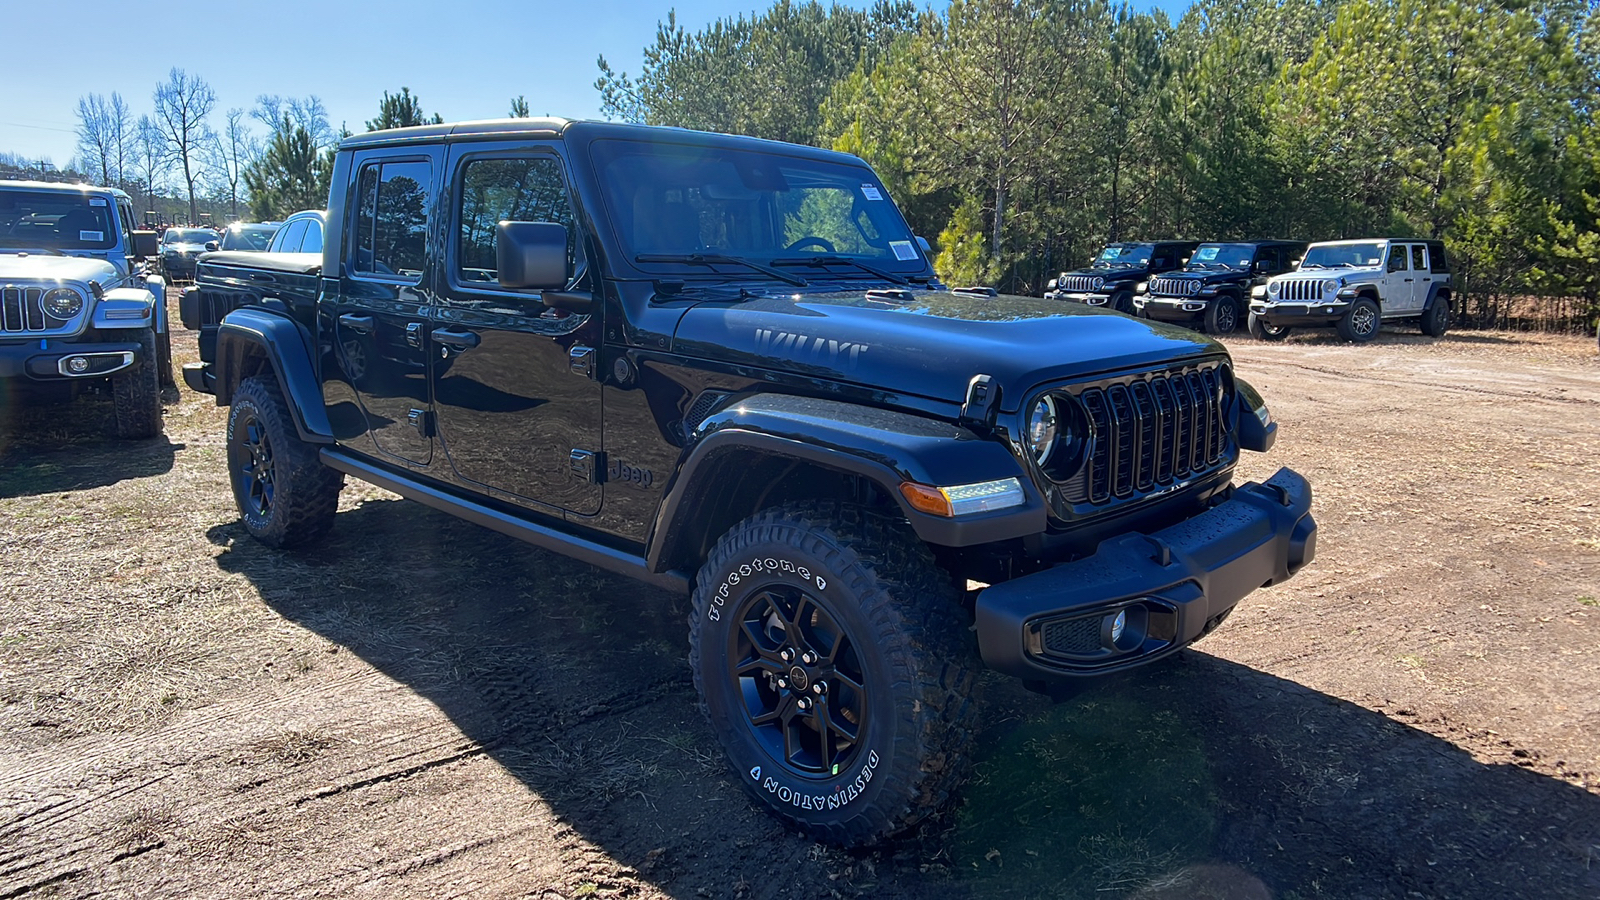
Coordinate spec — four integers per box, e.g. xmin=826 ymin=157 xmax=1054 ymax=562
xmin=1048 ymin=236 xmax=1455 ymax=342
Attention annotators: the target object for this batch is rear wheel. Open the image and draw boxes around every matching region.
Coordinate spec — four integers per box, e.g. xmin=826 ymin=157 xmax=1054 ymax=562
xmin=689 ymin=502 xmax=977 ymax=846
xmin=227 ymin=375 xmax=344 ymax=548
xmin=1337 ymin=297 xmax=1381 ymax=342
xmin=1248 ymin=312 xmax=1291 ymax=341
xmin=1420 ymin=296 xmax=1450 ymax=337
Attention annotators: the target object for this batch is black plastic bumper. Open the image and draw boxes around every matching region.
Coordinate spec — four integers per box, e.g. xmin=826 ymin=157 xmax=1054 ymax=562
xmin=975 ymin=467 xmax=1316 ymax=682
xmin=0 ymin=338 xmax=143 ymax=380
xmin=182 ymin=360 xmax=216 ymax=394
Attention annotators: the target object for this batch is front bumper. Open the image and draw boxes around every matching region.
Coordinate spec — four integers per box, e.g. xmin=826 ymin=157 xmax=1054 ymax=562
xmin=1136 ymin=296 xmax=1211 ymax=320
xmin=975 ymin=467 xmax=1316 ymax=682
xmin=0 ymin=337 xmax=143 ymax=380
xmin=1054 ymin=291 xmax=1111 ymax=305
xmin=1250 ymin=300 xmax=1349 ymax=326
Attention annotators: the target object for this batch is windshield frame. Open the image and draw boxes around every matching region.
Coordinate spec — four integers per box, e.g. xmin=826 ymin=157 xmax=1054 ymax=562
xmin=1091 ymin=243 xmax=1155 ymax=268
xmin=0 ymin=188 xmax=121 ymax=253
xmin=589 ymin=137 xmax=929 ymax=282
xmin=1186 ymin=242 xmax=1257 ymax=270
xmin=1299 ymin=241 xmax=1385 ymax=270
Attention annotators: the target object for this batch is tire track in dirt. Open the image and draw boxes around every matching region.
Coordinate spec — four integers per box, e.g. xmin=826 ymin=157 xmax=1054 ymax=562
xmin=1242 ymin=356 xmax=1600 ymax=408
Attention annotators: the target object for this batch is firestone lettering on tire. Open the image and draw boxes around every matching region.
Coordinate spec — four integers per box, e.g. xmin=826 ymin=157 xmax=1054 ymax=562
xmin=707 ymin=556 xmax=828 ymax=621
xmin=751 ymin=750 xmax=880 ymax=810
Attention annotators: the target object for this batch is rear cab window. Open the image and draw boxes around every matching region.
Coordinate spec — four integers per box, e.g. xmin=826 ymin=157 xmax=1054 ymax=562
xmin=352 ymin=160 xmax=432 ymax=281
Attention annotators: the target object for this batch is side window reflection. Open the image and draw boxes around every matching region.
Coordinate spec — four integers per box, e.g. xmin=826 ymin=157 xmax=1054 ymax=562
xmin=457 ymin=157 xmax=578 ymax=285
xmin=353 ymin=159 xmax=431 ymax=280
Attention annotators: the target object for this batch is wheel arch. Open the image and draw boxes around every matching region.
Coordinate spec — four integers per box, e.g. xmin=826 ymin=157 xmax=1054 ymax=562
xmin=645 ymin=395 xmax=1048 ymax=576
xmin=215 ymin=308 xmax=334 ymax=443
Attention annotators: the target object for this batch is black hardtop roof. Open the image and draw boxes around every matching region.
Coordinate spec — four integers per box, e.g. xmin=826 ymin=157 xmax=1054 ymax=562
xmin=339 ymin=118 xmax=868 ymax=168
xmin=1195 ymin=238 xmax=1306 ymax=246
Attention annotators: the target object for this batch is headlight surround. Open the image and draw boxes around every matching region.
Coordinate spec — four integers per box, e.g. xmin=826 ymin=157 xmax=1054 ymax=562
xmin=1027 ymin=395 xmax=1059 ymax=466
xmin=1268 ymin=280 xmax=1280 ymax=295
xmin=43 ymin=288 xmax=84 ymax=318
xmin=1323 ymin=279 xmax=1339 ymax=299
xmin=1091 ymin=276 xmax=1105 ymax=291
xmin=1025 ymin=392 xmax=1088 ymax=481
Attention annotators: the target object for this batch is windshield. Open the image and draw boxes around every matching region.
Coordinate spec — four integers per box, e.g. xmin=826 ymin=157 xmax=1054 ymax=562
xmin=220 ymin=226 xmax=276 ymax=251
xmin=1092 ymin=244 xmax=1154 ymax=268
xmin=1188 ymin=243 xmax=1255 ymax=270
xmin=591 ymin=139 xmax=924 ymax=273
xmin=0 ymin=189 xmax=118 ymax=251
xmin=1300 ymin=242 xmax=1383 ymax=269
xmin=164 ymin=228 xmax=214 ymax=245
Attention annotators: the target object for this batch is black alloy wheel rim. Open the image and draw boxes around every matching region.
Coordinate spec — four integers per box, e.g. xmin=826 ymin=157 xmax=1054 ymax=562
xmin=234 ymin=414 xmax=275 ymax=518
xmin=1216 ymin=302 xmax=1236 ymax=332
xmin=728 ymin=584 xmax=868 ymax=778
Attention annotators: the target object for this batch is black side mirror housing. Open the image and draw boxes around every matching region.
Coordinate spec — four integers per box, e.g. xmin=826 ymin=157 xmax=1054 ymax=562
xmin=131 ymin=230 xmax=158 ymax=260
xmin=204 ymin=241 xmax=219 ymax=252
xmin=497 ymin=221 xmax=569 ymax=290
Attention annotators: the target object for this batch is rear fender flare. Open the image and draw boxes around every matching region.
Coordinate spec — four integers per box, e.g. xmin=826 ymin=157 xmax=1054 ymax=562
xmin=645 ymin=394 xmax=1047 ymax=574
xmin=215 ymin=308 xmax=333 ymax=443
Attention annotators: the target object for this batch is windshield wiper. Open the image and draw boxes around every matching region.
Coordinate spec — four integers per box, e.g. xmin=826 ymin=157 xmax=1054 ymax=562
xmin=1299 ymin=263 xmax=1324 ymax=269
xmin=770 ymin=255 xmax=908 ymax=285
xmin=636 ymin=253 xmax=807 ymax=287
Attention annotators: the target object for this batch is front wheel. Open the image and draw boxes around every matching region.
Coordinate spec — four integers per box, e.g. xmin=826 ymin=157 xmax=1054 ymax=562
xmin=226 ymin=375 xmax=345 ymax=548
xmin=1204 ymin=297 xmax=1240 ymax=335
xmin=1248 ymin=312 xmax=1291 ymax=341
xmin=111 ymin=328 xmax=163 ymax=439
xmin=1110 ymin=291 xmax=1134 ymax=314
xmin=1337 ymin=297 xmax=1382 ymax=343
xmin=689 ymin=503 xmax=977 ymax=846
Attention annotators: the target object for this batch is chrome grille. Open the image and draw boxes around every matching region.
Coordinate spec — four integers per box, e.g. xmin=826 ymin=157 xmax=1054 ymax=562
xmin=1276 ymin=279 xmax=1327 ymax=302
xmin=1077 ymin=368 xmax=1228 ymax=505
xmin=1149 ymin=277 xmax=1199 ymax=297
xmin=2 ymin=286 xmax=48 ymax=333
xmin=1059 ymin=275 xmax=1101 ymax=293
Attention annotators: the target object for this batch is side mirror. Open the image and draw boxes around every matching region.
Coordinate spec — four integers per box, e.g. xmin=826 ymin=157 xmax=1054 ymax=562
xmin=131 ymin=230 xmax=158 ymax=260
xmin=914 ymin=235 xmax=932 ymax=254
xmin=497 ymin=221 xmax=569 ymax=290
xmin=204 ymin=241 xmax=219 ymax=252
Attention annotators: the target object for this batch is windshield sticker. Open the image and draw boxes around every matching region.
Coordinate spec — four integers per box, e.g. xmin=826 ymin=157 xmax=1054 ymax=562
xmin=79 ymin=231 xmax=103 ymax=242
xmin=861 ymin=184 xmax=883 ymax=201
xmin=1194 ymin=247 xmax=1219 ymax=261
xmin=889 ymin=240 xmax=917 ymax=261
xmin=89 ymin=197 xmax=108 ymax=207
xmin=1099 ymin=247 xmax=1123 ymax=260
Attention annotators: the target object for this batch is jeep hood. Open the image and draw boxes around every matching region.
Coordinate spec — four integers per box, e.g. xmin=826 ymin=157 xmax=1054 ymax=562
xmin=672 ymin=288 xmax=1221 ymax=410
xmin=0 ymin=253 xmax=118 ymax=283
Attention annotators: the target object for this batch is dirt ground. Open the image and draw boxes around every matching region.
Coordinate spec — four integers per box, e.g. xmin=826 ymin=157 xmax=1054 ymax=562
xmin=2 ymin=303 xmax=1598 ymax=899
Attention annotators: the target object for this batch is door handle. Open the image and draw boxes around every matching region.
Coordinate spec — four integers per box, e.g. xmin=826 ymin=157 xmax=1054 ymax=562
xmin=249 ymin=272 xmax=274 ymax=281
xmin=433 ymin=328 xmax=481 ymax=350
xmin=1403 ymin=278 xmax=1414 ymax=282
xmin=339 ymin=314 xmax=374 ymax=334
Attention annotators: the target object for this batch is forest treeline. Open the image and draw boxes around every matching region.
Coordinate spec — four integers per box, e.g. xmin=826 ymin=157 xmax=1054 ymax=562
xmin=596 ymin=0 xmax=1600 ymax=330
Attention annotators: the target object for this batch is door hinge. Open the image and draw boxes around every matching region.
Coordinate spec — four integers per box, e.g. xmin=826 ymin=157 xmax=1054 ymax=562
xmin=569 ymin=345 xmax=596 ymax=379
xmin=407 ymin=408 xmax=434 ymax=438
xmin=570 ymin=449 xmax=606 ymax=484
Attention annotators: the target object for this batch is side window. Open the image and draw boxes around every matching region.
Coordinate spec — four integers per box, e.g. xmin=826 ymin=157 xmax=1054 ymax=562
xmin=1386 ymin=245 xmax=1408 ymax=273
xmin=117 ymin=199 xmax=136 ymax=249
xmin=273 ymin=219 xmax=307 ymax=253
xmin=1430 ymin=244 xmax=1449 ymax=273
xmin=352 ymin=160 xmax=432 ymax=280
xmin=1411 ymin=244 xmax=1427 ymax=271
xmin=456 ymin=156 xmax=578 ymax=286
xmin=1151 ymin=253 xmax=1173 ymax=269
xmin=300 ymin=220 xmax=323 ymax=254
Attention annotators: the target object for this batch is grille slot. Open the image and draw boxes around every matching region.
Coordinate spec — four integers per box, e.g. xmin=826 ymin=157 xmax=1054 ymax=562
xmin=2 ymin=286 xmax=48 ymax=333
xmin=1042 ymin=616 xmax=1102 ymax=656
xmin=1076 ymin=368 xmax=1228 ymax=504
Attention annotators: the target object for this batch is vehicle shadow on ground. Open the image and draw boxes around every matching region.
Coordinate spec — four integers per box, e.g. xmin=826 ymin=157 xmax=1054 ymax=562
xmin=210 ymin=497 xmax=1600 ymax=900
xmin=0 ymin=401 xmax=180 ymax=498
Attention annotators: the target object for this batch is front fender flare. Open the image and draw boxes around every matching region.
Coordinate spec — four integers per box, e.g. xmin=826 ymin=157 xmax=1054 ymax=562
xmin=215 ymin=308 xmax=333 ymax=443
xmin=646 ymin=394 xmax=1048 ymax=573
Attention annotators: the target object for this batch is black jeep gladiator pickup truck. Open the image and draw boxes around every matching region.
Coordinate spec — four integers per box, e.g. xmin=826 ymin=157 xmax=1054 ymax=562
xmin=184 ymin=119 xmax=1317 ymax=845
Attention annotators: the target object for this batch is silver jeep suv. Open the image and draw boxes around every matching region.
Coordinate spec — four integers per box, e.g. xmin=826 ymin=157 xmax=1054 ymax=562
xmin=1248 ymin=238 xmax=1453 ymax=343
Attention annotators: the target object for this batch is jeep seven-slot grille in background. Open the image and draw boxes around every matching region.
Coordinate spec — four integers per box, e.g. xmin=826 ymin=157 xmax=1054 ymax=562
xmin=1 ymin=286 xmax=48 ymax=332
xmin=1076 ymin=368 xmax=1227 ymax=504
xmin=1057 ymin=275 xmax=1101 ymax=293
xmin=1276 ymin=279 xmax=1328 ymax=302
xmin=1148 ymin=277 xmax=1200 ymax=296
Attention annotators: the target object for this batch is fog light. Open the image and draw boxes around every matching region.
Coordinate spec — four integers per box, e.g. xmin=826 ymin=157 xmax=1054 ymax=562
xmin=1108 ymin=610 xmax=1126 ymax=643
xmin=67 ymin=356 xmax=89 ymax=373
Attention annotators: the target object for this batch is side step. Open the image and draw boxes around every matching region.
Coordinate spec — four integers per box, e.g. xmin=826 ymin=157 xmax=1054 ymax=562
xmin=320 ymin=448 xmax=691 ymax=595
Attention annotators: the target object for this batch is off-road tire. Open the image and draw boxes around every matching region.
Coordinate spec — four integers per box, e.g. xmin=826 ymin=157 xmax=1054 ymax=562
xmin=1110 ymin=290 xmax=1134 ymax=315
xmin=1420 ymin=296 xmax=1450 ymax=337
xmin=112 ymin=328 xmax=163 ymax=439
xmin=226 ymin=375 xmax=344 ymax=548
xmin=156 ymin=327 xmax=177 ymax=390
xmin=1248 ymin=312 xmax=1290 ymax=341
xmin=688 ymin=502 xmax=978 ymax=846
xmin=1337 ymin=297 xmax=1381 ymax=343
xmin=1204 ymin=296 xmax=1240 ymax=335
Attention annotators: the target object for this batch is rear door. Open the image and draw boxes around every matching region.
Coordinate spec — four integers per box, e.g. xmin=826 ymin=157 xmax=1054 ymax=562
xmin=1383 ymin=243 xmax=1416 ymax=314
xmin=431 ymin=141 xmax=603 ymax=515
xmin=330 ymin=148 xmax=441 ymax=466
xmin=1410 ymin=244 xmax=1435 ymax=309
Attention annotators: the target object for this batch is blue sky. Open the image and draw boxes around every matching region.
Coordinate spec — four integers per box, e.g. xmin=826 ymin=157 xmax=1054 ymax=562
xmin=1 ymin=0 xmax=1188 ymax=169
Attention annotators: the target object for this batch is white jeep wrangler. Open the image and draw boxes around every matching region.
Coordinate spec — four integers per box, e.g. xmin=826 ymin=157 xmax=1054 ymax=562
xmin=1248 ymin=238 xmax=1453 ymax=343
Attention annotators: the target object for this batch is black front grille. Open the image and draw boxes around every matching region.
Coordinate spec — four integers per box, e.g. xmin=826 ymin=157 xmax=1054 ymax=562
xmin=1042 ymin=616 xmax=1101 ymax=656
xmin=2 ymin=286 xmax=48 ymax=332
xmin=1149 ymin=276 xmax=1198 ymax=297
xmin=1077 ymin=368 xmax=1227 ymax=504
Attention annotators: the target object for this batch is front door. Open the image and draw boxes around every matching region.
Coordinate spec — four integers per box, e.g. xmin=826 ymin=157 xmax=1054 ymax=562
xmin=332 ymin=150 xmax=440 ymax=465
xmin=431 ymin=144 xmax=603 ymax=515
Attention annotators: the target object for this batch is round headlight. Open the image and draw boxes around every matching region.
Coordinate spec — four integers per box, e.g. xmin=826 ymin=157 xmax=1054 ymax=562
xmin=43 ymin=288 xmax=83 ymax=318
xmin=1091 ymin=277 xmax=1105 ymax=291
xmin=1027 ymin=396 xmax=1059 ymax=465
xmin=1323 ymin=279 xmax=1338 ymax=298
xmin=1268 ymin=280 xmax=1280 ymax=295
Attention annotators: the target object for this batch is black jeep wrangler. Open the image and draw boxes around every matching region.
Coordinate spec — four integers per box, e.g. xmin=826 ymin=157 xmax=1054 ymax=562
xmin=184 ymin=119 xmax=1316 ymax=845
xmin=1044 ymin=240 xmax=1199 ymax=313
xmin=1134 ymin=240 xmax=1306 ymax=335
